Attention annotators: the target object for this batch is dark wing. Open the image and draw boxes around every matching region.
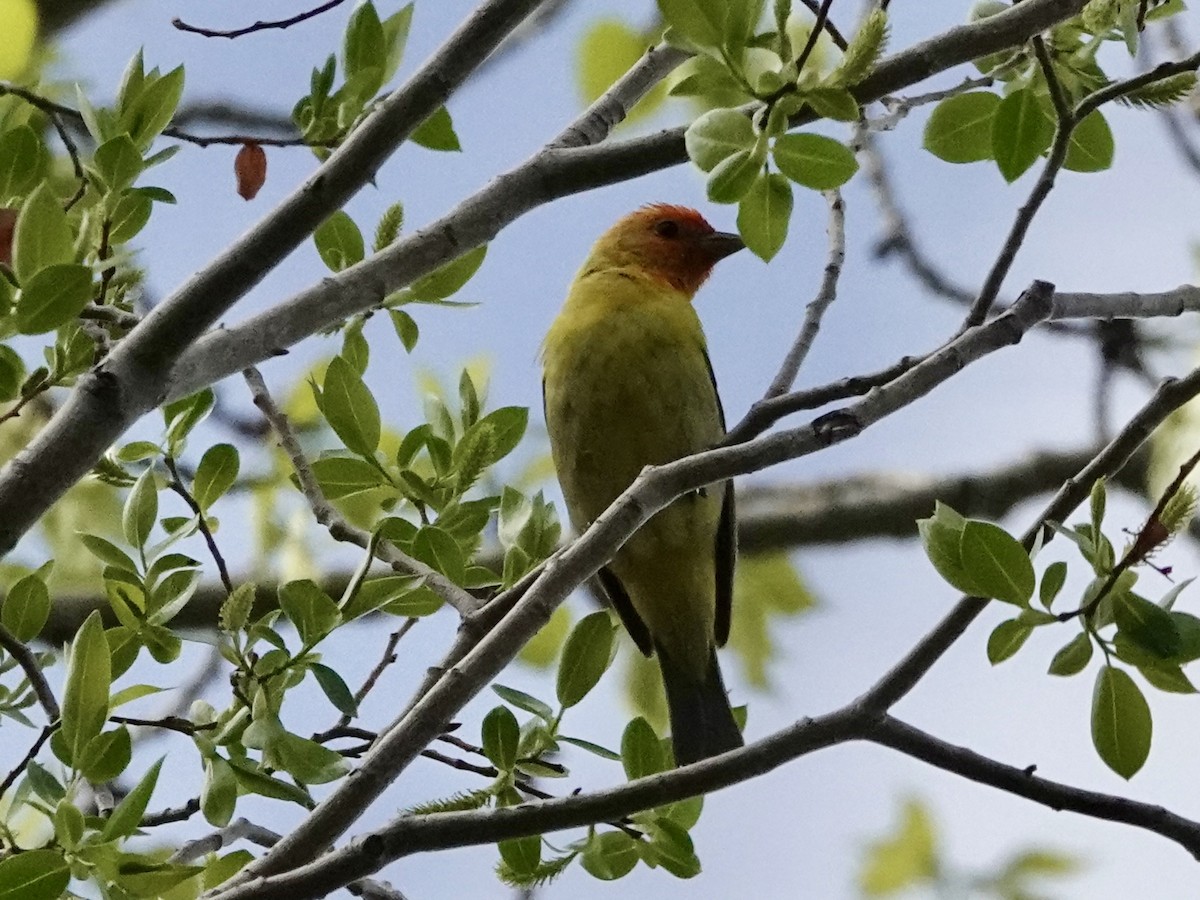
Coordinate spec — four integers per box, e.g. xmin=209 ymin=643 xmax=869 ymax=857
xmin=702 ymin=348 xmax=736 ymax=647
xmin=714 ymin=480 xmax=736 ymax=646
xmin=596 ymin=567 xmax=653 ymax=656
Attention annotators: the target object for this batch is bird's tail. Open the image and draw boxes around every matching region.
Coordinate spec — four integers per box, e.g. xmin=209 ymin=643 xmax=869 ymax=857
xmin=656 ymin=643 xmax=743 ymax=767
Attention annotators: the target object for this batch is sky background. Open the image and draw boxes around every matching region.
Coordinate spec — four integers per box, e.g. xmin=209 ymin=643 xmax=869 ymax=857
xmin=15 ymin=0 xmax=1200 ymax=897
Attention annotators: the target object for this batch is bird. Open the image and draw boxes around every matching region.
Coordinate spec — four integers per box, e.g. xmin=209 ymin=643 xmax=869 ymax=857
xmin=541 ymin=203 xmax=745 ymax=766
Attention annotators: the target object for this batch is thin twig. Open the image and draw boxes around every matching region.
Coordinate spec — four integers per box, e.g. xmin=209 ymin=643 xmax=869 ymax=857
xmin=869 ymin=75 xmax=995 ymax=131
xmin=0 ymin=622 xmax=59 ymax=720
xmin=764 ymin=188 xmax=847 ymax=397
xmin=794 ymin=0 xmax=835 ymax=75
xmin=141 ymin=797 xmax=202 ymax=827
xmin=1031 ymin=35 xmax=1071 ymax=123
xmin=338 ymin=618 xmax=419 ymax=727
xmin=173 ymin=0 xmax=348 ymax=39
xmin=0 ymin=724 xmax=55 ymax=800
xmin=797 ymin=0 xmax=849 ymax=50
xmin=110 ymin=714 xmax=214 ymax=735
xmin=164 ymin=456 xmax=234 ymax=596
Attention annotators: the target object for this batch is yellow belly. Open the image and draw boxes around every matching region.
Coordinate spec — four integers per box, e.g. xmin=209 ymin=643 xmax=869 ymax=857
xmin=542 ymin=271 xmax=725 ymax=674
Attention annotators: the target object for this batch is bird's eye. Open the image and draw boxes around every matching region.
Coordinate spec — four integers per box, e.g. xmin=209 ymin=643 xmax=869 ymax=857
xmin=654 ymin=220 xmax=680 ymax=238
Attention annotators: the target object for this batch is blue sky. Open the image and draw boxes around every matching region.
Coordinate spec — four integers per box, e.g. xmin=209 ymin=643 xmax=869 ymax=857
xmin=26 ymin=1 xmax=1200 ymax=897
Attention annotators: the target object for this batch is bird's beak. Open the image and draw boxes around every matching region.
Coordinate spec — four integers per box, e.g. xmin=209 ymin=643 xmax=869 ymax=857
xmin=697 ymin=231 xmax=745 ymax=261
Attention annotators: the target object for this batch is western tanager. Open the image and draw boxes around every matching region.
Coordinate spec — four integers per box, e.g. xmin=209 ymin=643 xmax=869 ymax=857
xmin=541 ymin=204 xmax=744 ymax=765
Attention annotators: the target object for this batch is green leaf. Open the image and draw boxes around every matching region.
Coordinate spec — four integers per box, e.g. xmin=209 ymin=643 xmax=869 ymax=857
xmin=202 ymin=755 xmax=237 ymax=827
xmin=1139 ymin=662 xmax=1196 ymax=694
xmin=102 ymin=756 xmax=162 ymax=840
xmin=657 ymin=0 xmax=726 ymax=47
xmin=737 ymin=172 xmax=792 ymax=262
xmin=1063 ymin=110 xmax=1114 ymax=173
xmin=959 ymin=520 xmax=1034 ymax=605
xmin=803 ymin=87 xmax=860 ymax=122
xmin=622 ymin=716 xmax=667 ymax=779
xmin=1091 ymin=665 xmax=1151 ymax=779
xmin=61 ymin=610 xmax=111 ymax=767
xmin=80 ymin=532 xmax=138 ymax=571
xmin=482 ymin=704 xmax=520 ymax=770
xmin=1114 ymin=592 xmax=1181 ymax=660
xmin=15 ymin=263 xmax=93 ymax=335
xmin=227 ymin=757 xmax=315 ymax=807
xmin=644 ymin=817 xmax=701 ymax=878
xmin=917 ymin=506 xmax=979 ymax=595
xmin=986 ymin=619 xmax=1031 ymax=664
xmin=492 ymin=683 xmax=555 ymax=722
xmin=684 ymin=108 xmax=756 ymax=172
xmin=411 ymin=525 xmax=466 ymax=583
xmin=1039 ymin=560 xmax=1067 ymax=609
xmin=53 ymin=798 xmax=84 ymax=849
xmin=125 ymin=65 xmax=185 ymax=149
xmin=581 ymin=831 xmax=639 ymax=880
xmin=0 ymin=849 xmax=70 ymax=900
xmin=773 ymin=133 xmax=859 ymax=190
xmin=278 ymin=579 xmax=341 ymax=645
xmin=923 ymin=92 xmax=1001 ymax=163
xmin=389 ymin=309 xmax=419 ymax=351
xmin=341 ymin=574 xmax=422 ymax=620
xmin=193 ymin=443 xmax=239 ymax=511
xmin=123 ymin=466 xmax=159 ymax=548
xmin=344 ymin=1 xmax=385 ymax=86
xmin=93 ymin=134 xmax=143 ymax=193
xmin=0 ymin=126 xmax=47 ymax=200
xmin=992 ymin=87 xmax=1053 ymax=182
xmin=310 ymin=455 xmax=388 ymax=499
xmin=381 ymin=4 xmax=415 ymax=82
xmin=322 ymin=355 xmax=380 ymax=455
xmin=313 ymin=211 xmax=365 ymax=272
xmin=110 ymin=682 xmax=167 ymax=709
xmin=556 ymin=610 xmax=615 ymax=708
xmin=271 ymin=731 xmax=350 ymax=784
xmin=475 ymin=406 xmax=528 ymax=464
xmin=13 ymin=183 xmax=74 ymax=283
xmin=706 ymin=148 xmax=762 ymax=203
xmin=311 ymin=662 xmax=358 ymax=716
xmin=219 ymin=582 xmax=257 ymax=632
xmin=77 ymin=726 xmax=132 ymax=782
xmin=1048 ymin=631 xmax=1093 ymax=676
xmin=408 ymin=245 xmax=487 ymax=302
xmin=109 ymin=190 xmax=152 ymax=244
xmin=411 ymin=106 xmax=461 ymax=151
xmin=498 ymin=835 xmax=542 ymax=879
xmin=2 ymin=572 xmax=50 ymax=641
xmin=0 ymin=346 xmax=25 ymax=402
xmin=559 ymin=735 xmax=622 ymax=761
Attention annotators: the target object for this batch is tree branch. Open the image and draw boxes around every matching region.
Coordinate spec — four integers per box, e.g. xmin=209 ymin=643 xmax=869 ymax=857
xmin=764 ymin=188 xmax=847 ymax=398
xmin=869 ymin=715 xmax=1200 ymax=858
xmin=0 ymin=622 xmax=59 ymax=721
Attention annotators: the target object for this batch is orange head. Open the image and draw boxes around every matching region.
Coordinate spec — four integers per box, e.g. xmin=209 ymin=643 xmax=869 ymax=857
xmin=585 ymin=204 xmax=744 ymax=296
